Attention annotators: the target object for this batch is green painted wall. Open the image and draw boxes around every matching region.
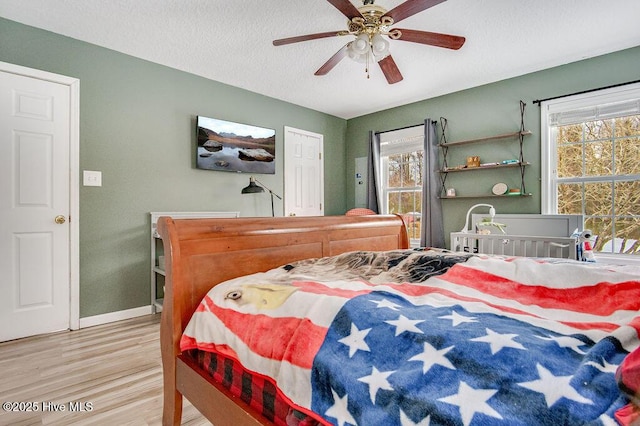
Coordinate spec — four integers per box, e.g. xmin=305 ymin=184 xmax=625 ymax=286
xmin=345 ymin=46 xmax=640 ymax=247
xmin=2 ymin=16 xmax=638 ymax=318
xmin=0 ymin=18 xmax=348 ymax=317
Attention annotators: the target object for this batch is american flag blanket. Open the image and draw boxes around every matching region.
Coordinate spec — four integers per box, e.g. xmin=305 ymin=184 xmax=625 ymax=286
xmin=180 ymin=249 xmax=640 ymax=426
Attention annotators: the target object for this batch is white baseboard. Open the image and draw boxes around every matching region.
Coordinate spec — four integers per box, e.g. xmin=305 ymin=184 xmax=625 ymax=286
xmin=79 ymin=305 xmax=154 ymax=328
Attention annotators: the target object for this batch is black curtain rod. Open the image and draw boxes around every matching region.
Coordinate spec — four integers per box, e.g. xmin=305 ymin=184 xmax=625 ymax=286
xmin=533 ymin=79 xmax=640 ymax=105
xmin=374 ymin=119 xmax=437 ymax=136
xmin=374 ymin=122 xmax=423 ymax=136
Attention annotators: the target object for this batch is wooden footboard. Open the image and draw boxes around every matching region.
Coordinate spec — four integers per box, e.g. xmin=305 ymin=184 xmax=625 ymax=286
xmin=157 ymin=215 xmax=409 ymax=425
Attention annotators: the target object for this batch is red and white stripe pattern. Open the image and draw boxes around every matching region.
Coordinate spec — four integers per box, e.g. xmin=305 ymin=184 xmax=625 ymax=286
xmin=181 ymin=253 xmax=640 ymax=423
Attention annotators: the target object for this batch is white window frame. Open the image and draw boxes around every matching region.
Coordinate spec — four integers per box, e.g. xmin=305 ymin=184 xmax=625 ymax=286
xmin=541 ymin=82 xmax=640 ymax=264
xmin=378 ymin=125 xmax=424 ymax=246
xmin=380 ymin=158 xmax=423 ymax=214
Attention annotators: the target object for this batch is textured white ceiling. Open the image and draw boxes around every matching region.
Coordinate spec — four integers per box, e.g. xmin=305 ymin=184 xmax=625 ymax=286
xmin=1 ymin=0 xmax=639 ymax=119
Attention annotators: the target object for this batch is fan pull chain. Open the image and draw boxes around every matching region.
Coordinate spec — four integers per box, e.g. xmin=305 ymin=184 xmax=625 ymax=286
xmin=365 ymin=47 xmax=370 ymax=79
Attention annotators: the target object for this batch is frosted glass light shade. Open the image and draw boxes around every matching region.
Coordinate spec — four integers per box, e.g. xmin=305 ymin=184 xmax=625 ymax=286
xmin=371 ymin=33 xmax=390 ymax=59
xmin=351 ymin=33 xmax=370 ymax=55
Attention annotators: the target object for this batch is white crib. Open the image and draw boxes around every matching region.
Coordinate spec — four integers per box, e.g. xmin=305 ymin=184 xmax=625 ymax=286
xmin=450 ymin=232 xmax=578 ymax=259
xmin=450 ymin=214 xmax=582 ymax=259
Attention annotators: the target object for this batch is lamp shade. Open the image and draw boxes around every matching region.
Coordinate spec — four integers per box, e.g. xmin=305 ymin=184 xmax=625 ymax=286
xmin=371 ymin=33 xmax=390 ymax=59
xmin=241 ymin=177 xmax=265 ymax=194
xmin=350 ymin=33 xmax=370 ymax=55
xmin=241 ymin=176 xmax=282 ymax=217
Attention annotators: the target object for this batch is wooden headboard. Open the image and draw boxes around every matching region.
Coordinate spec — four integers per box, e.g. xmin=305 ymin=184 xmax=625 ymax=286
xmin=156 ymin=215 xmax=408 ymax=424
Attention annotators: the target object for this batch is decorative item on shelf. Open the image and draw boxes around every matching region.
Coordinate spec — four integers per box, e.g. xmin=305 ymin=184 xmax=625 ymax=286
xmin=466 ymin=156 xmax=480 ymax=168
xmin=448 ymin=164 xmax=466 ymax=170
xmin=492 ymin=182 xmax=508 ymax=196
xmin=501 ymin=159 xmax=519 ymax=165
xmin=241 ymin=176 xmax=282 ymax=217
xmin=507 ymin=188 xmax=521 ymax=196
xmin=446 ymin=188 xmax=456 ymax=197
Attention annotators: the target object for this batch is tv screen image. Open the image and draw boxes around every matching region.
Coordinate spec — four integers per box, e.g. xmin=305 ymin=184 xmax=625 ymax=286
xmin=196 ymin=116 xmax=276 ymax=174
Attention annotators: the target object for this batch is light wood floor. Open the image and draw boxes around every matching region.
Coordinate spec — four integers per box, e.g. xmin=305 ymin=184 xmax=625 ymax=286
xmin=0 ymin=314 xmax=210 ymax=426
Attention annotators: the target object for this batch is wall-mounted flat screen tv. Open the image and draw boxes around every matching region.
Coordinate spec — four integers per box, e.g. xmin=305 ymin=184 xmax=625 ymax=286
xmin=196 ymin=116 xmax=276 ymax=174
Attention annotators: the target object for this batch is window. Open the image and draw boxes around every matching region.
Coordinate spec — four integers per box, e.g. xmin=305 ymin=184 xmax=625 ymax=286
xmin=379 ymin=126 xmax=424 ymax=243
xmin=541 ymin=83 xmax=640 ymax=257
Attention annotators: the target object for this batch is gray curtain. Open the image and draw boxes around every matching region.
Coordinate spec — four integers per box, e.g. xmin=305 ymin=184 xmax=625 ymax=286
xmin=421 ymin=119 xmax=445 ymax=248
xmin=366 ymin=130 xmax=381 ymax=213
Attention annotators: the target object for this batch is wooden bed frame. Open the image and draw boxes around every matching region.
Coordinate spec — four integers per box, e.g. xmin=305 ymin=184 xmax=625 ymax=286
xmin=157 ymin=215 xmax=409 ymax=425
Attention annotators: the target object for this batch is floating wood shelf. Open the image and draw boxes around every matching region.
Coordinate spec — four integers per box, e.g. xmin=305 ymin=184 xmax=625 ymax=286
xmin=439 ymin=162 xmax=530 ymax=173
xmin=439 ymin=193 xmax=533 ymax=199
xmin=439 ymin=130 xmax=532 ymax=147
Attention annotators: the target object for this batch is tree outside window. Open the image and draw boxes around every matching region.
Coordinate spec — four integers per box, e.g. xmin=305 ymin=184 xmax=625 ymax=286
xmin=554 ymin=115 xmax=640 ymax=254
xmin=384 ymin=150 xmax=423 ymax=241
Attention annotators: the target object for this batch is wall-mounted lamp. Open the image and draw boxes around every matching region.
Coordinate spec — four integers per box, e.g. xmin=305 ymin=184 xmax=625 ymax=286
xmin=241 ymin=176 xmax=282 ymax=217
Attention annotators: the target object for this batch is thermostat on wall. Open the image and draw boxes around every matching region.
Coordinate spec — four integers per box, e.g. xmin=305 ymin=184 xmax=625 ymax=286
xmin=492 ymin=182 xmax=508 ymax=195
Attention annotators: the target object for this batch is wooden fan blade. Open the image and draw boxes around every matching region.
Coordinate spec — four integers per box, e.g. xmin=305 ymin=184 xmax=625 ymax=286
xmin=325 ymin=0 xmax=362 ymax=19
xmin=395 ymin=28 xmax=465 ymax=50
xmin=273 ymin=31 xmax=344 ymax=46
xmin=315 ymin=44 xmax=349 ymax=75
xmin=384 ymin=0 xmax=447 ymax=24
xmin=378 ymin=55 xmax=403 ymax=84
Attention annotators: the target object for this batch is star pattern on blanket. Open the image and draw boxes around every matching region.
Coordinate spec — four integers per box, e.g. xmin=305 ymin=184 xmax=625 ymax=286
xmin=537 ymin=334 xmax=589 ymax=354
xmin=385 ymin=315 xmax=425 ymax=336
xmin=470 ymin=328 xmax=526 ymax=355
xmin=408 ymin=342 xmax=455 ymax=374
xmin=439 ymin=311 xmax=478 ymax=326
xmin=325 ymin=389 xmax=357 ymax=426
xmin=400 ymin=411 xmax=431 ymax=426
xmin=370 ymin=298 xmax=401 ymax=311
xmin=517 ymin=363 xmax=594 ymax=407
xmin=585 ymin=358 xmax=618 ymax=374
xmin=312 ymin=290 xmax=626 ymax=426
xmin=357 ymin=366 xmax=394 ymax=403
xmin=437 ymin=381 xmax=503 ymax=424
xmin=338 ymin=323 xmax=371 ymax=358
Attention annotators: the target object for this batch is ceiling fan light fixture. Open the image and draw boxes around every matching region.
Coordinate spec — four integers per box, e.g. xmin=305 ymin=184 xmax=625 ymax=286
xmin=371 ymin=33 xmax=390 ymax=59
xmin=348 ymin=49 xmax=371 ymax=64
xmin=350 ymin=33 xmax=370 ymax=55
xmin=272 ymin=0 xmax=465 ymax=84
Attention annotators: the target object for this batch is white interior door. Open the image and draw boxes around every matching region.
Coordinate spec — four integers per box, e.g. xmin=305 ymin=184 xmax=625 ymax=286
xmin=0 ymin=69 xmax=72 ymax=341
xmin=284 ymin=126 xmax=324 ymax=217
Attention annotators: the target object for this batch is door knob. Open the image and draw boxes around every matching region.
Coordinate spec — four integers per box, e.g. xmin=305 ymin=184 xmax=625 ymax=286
xmin=55 ymin=215 xmax=66 ymax=224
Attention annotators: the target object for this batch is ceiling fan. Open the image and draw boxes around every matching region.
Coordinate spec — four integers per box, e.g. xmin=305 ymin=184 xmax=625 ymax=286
xmin=272 ymin=0 xmax=465 ymax=84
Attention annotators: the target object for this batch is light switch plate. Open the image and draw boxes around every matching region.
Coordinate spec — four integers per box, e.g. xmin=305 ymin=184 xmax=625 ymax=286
xmin=83 ymin=170 xmax=102 ymax=187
